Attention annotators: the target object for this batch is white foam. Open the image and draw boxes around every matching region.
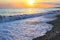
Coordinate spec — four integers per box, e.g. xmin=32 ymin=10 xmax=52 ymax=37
xmin=0 ymin=15 xmax=55 ymax=40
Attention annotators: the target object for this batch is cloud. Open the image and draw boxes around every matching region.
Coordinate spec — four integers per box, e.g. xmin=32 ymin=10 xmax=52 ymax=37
xmin=43 ymin=2 xmax=60 ymax=8
xmin=35 ymin=2 xmax=60 ymax=8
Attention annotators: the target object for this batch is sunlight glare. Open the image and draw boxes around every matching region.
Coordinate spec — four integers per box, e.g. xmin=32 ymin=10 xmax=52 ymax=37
xmin=28 ymin=0 xmax=34 ymax=5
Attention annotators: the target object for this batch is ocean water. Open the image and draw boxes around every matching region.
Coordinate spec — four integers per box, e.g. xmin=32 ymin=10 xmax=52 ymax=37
xmin=0 ymin=8 xmax=60 ymax=16
xmin=0 ymin=8 xmax=60 ymax=40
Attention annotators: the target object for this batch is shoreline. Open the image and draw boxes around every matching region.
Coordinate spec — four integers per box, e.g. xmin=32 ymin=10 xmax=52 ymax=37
xmin=33 ymin=15 xmax=60 ymax=40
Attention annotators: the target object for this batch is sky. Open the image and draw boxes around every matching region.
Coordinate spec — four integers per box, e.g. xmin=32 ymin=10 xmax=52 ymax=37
xmin=0 ymin=0 xmax=60 ymax=3
xmin=0 ymin=0 xmax=60 ymax=8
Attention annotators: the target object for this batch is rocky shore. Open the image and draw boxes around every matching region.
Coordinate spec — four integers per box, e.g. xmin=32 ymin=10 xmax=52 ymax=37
xmin=33 ymin=15 xmax=60 ymax=40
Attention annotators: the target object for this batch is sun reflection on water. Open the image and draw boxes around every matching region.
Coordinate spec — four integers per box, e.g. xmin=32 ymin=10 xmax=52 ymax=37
xmin=20 ymin=8 xmax=45 ymax=15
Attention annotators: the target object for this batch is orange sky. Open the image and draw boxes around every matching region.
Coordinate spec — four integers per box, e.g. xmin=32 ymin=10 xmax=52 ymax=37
xmin=0 ymin=3 xmax=55 ymax=8
xmin=12 ymin=3 xmax=55 ymax=8
xmin=0 ymin=0 xmax=59 ymax=8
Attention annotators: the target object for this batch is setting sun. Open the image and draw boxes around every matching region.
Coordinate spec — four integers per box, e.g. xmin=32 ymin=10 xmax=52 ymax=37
xmin=28 ymin=0 xmax=34 ymax=5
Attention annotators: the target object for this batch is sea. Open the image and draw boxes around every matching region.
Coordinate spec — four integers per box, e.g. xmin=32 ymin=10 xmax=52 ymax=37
xmin=0 ymin=8 xmax=60 ymax=40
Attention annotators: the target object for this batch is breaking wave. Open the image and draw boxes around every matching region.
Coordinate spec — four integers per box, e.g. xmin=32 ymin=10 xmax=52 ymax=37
xmin=0 ymin=10 xmax=60 ymax=40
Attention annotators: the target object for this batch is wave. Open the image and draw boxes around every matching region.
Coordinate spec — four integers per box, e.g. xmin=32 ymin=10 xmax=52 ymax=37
xmin=0 ymin=10 xmax=60 ymax=23
xmin=0 ymin=10 xmax=60 ymax=40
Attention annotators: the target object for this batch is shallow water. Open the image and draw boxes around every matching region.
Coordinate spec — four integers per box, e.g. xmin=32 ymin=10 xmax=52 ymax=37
xmin=0 ymin=8 xmax=60 ymax=40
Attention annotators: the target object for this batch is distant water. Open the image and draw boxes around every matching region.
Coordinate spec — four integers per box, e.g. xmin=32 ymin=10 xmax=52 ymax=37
xmin=0 ymin=8 xmax=60 ymax=40
xmin=0 ymin=8 xmax=60 ymax=16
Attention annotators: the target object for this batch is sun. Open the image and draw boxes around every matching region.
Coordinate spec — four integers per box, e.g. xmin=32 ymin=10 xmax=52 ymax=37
xmin=28 ymin=0 xmax=34 ymax=5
